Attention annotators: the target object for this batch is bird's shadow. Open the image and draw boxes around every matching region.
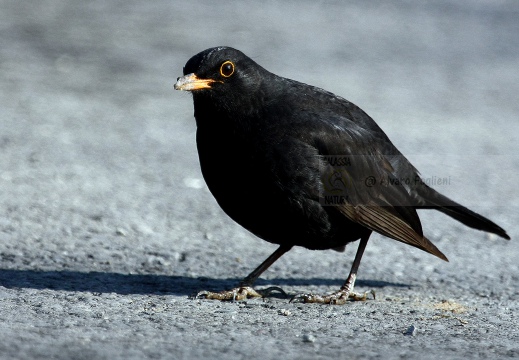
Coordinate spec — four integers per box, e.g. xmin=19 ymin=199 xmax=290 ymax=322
xmin=0 ymin=268 xmax=411 ymax=296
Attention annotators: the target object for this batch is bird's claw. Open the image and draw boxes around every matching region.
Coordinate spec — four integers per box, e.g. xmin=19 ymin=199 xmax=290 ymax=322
xmin=195 ymin=286 xmax=261 ymax=301
xmin=291 ymin=289 xmax=375 ymax=304
xmin=256 ymin=286 xmax=288 ymax=298
xmin=195 ymin=286 xmax=288 ymax=301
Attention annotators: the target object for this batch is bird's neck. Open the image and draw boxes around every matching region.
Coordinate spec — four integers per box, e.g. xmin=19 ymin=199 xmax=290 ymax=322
xmin=193 ymin=93 xmax=267 ymax=133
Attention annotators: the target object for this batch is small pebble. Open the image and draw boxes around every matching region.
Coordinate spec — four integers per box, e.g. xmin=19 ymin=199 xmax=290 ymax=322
xmin=404 ymin=325 xmax=417 ymax=336
xmin=278 ymin=309 xmax=291 ymax=316
xmin=302 ymin=334 xmax=316 ymax=343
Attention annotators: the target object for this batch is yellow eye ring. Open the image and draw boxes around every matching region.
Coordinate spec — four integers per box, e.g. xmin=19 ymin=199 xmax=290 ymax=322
xmin=219 ymin=61 xmax=235 ymax=78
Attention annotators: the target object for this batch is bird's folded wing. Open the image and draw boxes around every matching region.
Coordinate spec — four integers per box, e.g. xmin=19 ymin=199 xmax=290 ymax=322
xmin=309 ymin=115 xmax=448 ymax=261
xmin=337 ymin=202 xmax=448 ymax=261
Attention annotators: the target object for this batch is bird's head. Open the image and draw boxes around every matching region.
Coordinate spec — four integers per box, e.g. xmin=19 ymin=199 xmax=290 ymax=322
xmin=175 ymin=47 xmax=270 ymax=112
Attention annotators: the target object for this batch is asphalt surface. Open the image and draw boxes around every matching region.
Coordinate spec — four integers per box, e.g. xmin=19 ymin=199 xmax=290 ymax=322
xmin=0 ymin=1 xmax=518 ymax=359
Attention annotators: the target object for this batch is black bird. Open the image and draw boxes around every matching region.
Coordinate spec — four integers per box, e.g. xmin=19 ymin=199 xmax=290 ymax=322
xmin=174 ymin=47 xmax=510 ymax=304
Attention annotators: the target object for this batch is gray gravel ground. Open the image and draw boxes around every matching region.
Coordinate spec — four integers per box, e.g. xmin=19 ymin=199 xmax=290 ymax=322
xmin=1 ymin=1 xmax=518 ymax=359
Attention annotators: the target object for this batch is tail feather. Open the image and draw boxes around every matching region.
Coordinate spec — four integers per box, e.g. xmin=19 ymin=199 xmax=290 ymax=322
xmin=416 ymin=186 xmax=510 ymax=240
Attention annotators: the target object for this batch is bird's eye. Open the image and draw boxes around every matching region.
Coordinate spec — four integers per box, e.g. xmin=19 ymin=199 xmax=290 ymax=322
xmin=219 ymin=61 xmax=235 ymax=78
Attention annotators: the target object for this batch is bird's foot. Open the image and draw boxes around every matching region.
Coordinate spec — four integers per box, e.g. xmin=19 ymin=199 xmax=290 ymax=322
xmin=195 ymin=286 xmax=287 ymax=301
xmin=291 ymin=289 xmax=375 ymax=305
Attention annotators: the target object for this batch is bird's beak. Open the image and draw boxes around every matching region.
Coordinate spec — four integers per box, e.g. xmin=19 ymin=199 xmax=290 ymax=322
xmin=174 ymin=73 xmax=215 ymax=91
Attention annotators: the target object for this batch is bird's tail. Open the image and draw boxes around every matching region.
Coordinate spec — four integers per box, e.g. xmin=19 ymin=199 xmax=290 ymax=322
xmin=415 ymin=185 xmax=510 ymax=240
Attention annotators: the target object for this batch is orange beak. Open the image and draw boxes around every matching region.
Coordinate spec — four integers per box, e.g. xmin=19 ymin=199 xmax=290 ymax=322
xmin=174 ymin=73 xmax=215 ymax=91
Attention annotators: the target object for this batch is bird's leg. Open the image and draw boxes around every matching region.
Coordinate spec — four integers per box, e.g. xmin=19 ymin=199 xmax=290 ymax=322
xmin=292 ymin=234 xmax=375 ymax=304
xmin=196 ymin=245 xmax=292 ymax=301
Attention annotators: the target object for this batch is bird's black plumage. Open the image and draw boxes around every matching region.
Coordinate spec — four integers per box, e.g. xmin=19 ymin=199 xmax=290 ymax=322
xmin=175 ymin=47 xmax=509 ymax=303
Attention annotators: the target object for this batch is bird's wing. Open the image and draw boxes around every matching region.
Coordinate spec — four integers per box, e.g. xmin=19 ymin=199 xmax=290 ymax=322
xmin=318 ymin=148 xmax=446 ymax=260
xmin=336 ymin=201 xmax=448 ymax=261
xmin=289 ymin=101 xmax=448 ymax=261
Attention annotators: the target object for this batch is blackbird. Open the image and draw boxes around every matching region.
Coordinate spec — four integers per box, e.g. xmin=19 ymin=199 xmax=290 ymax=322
xmin=175 ymin=46 xmax=510 ymax=304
